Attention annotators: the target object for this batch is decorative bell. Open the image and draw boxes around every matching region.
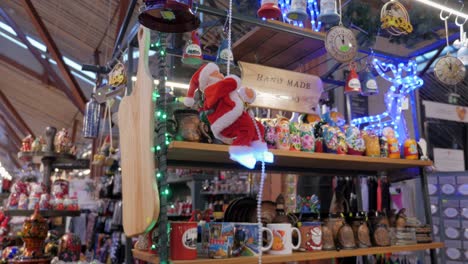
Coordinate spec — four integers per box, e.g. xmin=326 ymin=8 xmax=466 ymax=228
xmin=359 ymin=70 xmax=379 ymax=96
xmin=286 ymin=0 xmax=309 ymax=21
xmin=138 ymin=0 xmax=200 ymax=33
xmin=216 ymin=38 xmax=235 ymax=68
xmin=258 ymin=0 xmax=282 ymax=20
xmin=318 ymin=0 xmax=340 ymax=25
xmin=457 ymin=43 xmax=468 ymax=65
xmin=82 ymin=95 xmax=101 ymax=139
xmin=345 ymin=64 xmax=361 ymax=94
xmin=182 ymin=31 xmax=203 ymax=65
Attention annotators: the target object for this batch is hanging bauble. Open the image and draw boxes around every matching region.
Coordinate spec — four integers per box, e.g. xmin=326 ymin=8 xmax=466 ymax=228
xmin=345 ymin=63 xmax=361 ymax=94
xmin=318 ymin=0 xmax=340 ymax=25
xmin=457 ymin=44 xmax=468 ymax=65
xmin=138 ymin=0 xmax=200 ymax=33
xmin=380 ymin=0 xmax=413 ymax=36
xmin=82 ymin=95 xmax=101 ymax=139
xmin=286 ymin=0 xmax=308 ymax=21
xmin=258 ymin=0 xmax=282 ymax=20
xmin=182 ymin=31 xmax=203 ymax=65
xmin=359 ymin=70 xmax=379 ymax=96
xmin=216 ymin=38 xmax=235 ymax=67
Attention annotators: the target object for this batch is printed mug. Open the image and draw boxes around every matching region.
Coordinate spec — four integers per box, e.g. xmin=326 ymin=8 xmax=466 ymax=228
xmin=267 ymin=223 xmax=302 ymax=255
xmin=208 ymin=222 xmax=236 ymax=258
xmin=299 ymin=222 xmax=322 ymax=251
xmin=170 ymin=222 xmax=198 ymax=260
xmin=233 ymin=223 xmax=273 ymax=257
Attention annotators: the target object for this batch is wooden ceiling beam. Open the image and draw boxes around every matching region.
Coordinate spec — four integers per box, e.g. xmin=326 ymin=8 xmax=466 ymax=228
xmin=0 ymin=54 xmax=55 ymax=87
xmin=0 ymin=115 xmax=22 ymax=146
xmin=0 ymin=90 xmax=35 ymax=137
xmin=21 ymin=0 xmax=86 ymax=113
xmin=115 ymin=0 xmax=130 ymax=41
xmin=0 ymin=7 xmax=82 ymax=112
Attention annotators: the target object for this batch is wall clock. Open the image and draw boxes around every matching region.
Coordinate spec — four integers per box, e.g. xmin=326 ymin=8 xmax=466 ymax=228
xmin=325 ymin=25 xmax=358 ymax=63
xmin=434 ymin=55 xmax=466 ymax=85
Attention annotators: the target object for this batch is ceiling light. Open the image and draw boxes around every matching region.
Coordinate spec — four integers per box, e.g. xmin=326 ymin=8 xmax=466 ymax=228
xmin=415 ymin=0 xmax=468 ymax=19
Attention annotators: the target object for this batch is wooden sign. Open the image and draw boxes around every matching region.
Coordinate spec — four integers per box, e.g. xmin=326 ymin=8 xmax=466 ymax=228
xmin=239 ymin=62 xmax=323 ymax=114
xmin=423 ymin=100 xmax=468 ymax=123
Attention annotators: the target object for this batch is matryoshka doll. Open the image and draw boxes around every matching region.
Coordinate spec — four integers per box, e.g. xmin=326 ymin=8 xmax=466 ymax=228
xmin=403 ymin=138 xmax=418 ymax=160
xmin=314 ymin=121 xmax=326 ymax=153
xmin=362 ymin=131 xmax=380 ymax=157
xmin=262 ymin=119 xmax=277 ymax=149
xmin=323 ymin=125 xmax=338 ymax=153
xmin=299 ymin=122 xmax=315 ymax=152
xmin=275 ymin=116 xmax=290 ymax=150
xmin=382 ymin=127 xmax=400 ymax=159
xmin=345 ymin=126 xmax=366 ymax=155
xmin=58 ymin=233 xmax=82 ymax=262
xmin=290 ymin=122 xmax=302 ymax=151
xmin=337 ymin=131 xmax=348 ymax=155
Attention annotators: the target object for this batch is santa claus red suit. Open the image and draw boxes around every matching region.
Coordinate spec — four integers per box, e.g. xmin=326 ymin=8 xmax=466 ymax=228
xmin=184 ymin=63 xmax=273 ymax=168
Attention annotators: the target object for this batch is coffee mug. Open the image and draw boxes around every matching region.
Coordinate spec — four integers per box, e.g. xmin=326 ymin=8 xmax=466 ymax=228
xmin=170 ymin=222 xmax=198 ymax=260
xmin=267 ymin=223 xmax=301 ymax=255
xmin=233 ymin=223 xmax=273 ymax=257
xmin=299 ymin=222 xmax=322 ymax=251
xmin=208 ymin=222 xmax=235 ymax=258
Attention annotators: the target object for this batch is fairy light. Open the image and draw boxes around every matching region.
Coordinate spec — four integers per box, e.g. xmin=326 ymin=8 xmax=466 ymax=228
xmin=351 ymin=58 xmax=423 ymax=139
xmin=275 ymin=0 xmax=321 ymax=31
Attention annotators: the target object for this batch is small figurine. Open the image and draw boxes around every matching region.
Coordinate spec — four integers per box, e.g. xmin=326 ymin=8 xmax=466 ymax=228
xmin=345 ymin=126 xmax=366 ymax=155
xmin=21 ymin=135 xmax=34 ymax=152
xmin=323 ymin=125 xmax=339 ymax=153
xmin=418 ymin=138 xmax=429 ymax=160
xmin=262 ymin=119 xmax=277 ymax=149
xmin=31 ymin=137 xmax=42 ymax=152
xmin=404 ymin=138 xmax=418 ymax=160
xmin=336 ymin=131 xmax=348 ymax=155
xmin=55 ymin=128 xmax=72 ymax=153
xmin=314 ymin=121 xmax=326 ymax=153
xmin=290 ymin=122 xmax=302 ymax=151
xmin=40 ymin=136 xmax=47 ymax=152
xmin=300 ymin=122 xmax=315 ymax=152
xmin=382 ymin=127 xmax=400 ymax=159
xmin=275 ymin=116 xmax=291 ymax=150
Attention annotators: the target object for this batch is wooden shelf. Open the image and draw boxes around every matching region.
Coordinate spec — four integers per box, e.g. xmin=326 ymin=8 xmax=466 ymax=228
xmin=132 ymin=242 xmax=443 ymax=264
xmin=167 ymin=142 xmax=433 ymax=172
xmin=4 ymin=210 xmax=81 ymax=217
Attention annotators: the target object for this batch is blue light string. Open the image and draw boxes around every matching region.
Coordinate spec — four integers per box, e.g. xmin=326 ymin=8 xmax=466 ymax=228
xmin=351 ymin=58 xmax=424 ymax=139
xmin=267 ymin=0 xmax=320 ymax=31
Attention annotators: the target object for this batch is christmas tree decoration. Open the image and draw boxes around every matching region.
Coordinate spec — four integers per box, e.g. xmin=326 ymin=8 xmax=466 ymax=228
xmin=286 ymin=0 xmax=308 ymax=21
xmin=182 ymin=31 xmax=203 ymax=65
xmin=344 ymin=63 xmax=361 ymax=94
xmin=216 ymin=38 xmax=235 ymax=69
xmin=359 ymin=69 xmax=379 ymax=96
xmin=258 ymin=0 xmax=282 ymax=20
xmin=380 ymin=0 xmax=413 ymax=36
xmin=138 ymin=0 xmax=200 ymax=33
xmin=318 ymin=0 xmax=340 ymax=25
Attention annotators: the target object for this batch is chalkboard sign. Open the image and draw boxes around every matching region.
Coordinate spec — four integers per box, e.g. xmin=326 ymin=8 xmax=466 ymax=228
xmin=350 ymin=95 xmax=368 ymax=120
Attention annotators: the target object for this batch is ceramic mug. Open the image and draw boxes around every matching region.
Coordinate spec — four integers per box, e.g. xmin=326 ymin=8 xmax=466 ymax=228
xmin=233 ymin=223 xmax=273 ymax=257
xmin=208 ymin=222 xmax=236 ymax=259
xmin=267 ymin=223 xmax=301 ymax=255
xmin=170 ymin=222 xmax=198 ymax=260
xmin=299 ymin=222 xmax=322 ymax=251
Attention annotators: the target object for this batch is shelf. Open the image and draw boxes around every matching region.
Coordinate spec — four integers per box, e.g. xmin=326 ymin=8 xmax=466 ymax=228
xmin=4 ymin=210 xmax=81 ymax=217
xmin=132 ymin=242 xmax=443 ymax=264
xmin=167 ymin=142 xmax=433 ymax=172
xmin=200 ymin=192 xmax=250 ymax=196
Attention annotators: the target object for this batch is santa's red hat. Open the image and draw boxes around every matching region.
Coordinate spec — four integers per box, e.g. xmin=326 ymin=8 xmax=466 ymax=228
xmin=184 ymin=63 xmax=220 ymax=107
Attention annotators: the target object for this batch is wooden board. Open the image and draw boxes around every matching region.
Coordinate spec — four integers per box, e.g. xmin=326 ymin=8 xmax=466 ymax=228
xmin=132 ymin=242 xmax=444 ymax=264
xmin=167 ymin=141 xmax=433 ymax=172
xmin=118 ymin=26 xmax=159 ymax=237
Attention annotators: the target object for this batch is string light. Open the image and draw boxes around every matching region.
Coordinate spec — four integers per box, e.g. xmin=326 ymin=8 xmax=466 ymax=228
xmin=351 ymin=58 xmax=423 ymax=139
xmin=276 ymin=0 xmax=321 ymax=31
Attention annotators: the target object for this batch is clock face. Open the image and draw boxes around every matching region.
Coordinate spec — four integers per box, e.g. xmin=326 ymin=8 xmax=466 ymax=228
xmin=434 ymin=55 xmax=466 ymax=85
xmin=325 ymin=26 xmax=358 ymax=63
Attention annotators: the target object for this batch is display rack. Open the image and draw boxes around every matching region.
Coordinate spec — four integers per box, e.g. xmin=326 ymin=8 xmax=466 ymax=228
xmin=4 ymin=210 xmax=81 ymax=217
xmin=132 ymin=242 xmax=444 ymax=264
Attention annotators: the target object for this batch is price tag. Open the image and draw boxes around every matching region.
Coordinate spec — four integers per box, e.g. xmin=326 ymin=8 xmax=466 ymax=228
xmin=401 ymin=97 xmax=409 ymax=110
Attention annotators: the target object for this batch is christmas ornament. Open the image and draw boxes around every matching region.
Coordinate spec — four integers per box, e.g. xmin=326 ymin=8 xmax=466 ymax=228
xmin=138 ymin=0 xmax=200 ymax=33
xmin=286 ymin=0 xmax=308 ymax=21
xmin=182 ymin=31 xmax=203 ymax=65
xmin=434 ymin=55 xmax=466 ymax=85
xmin=325 ymin=26 xmax=358 ymax=63
xmin=360 ymin=59 xmax=379 ymax=96
xmin=216 ymin=38 xmax=235 ymax=69
xmin=344 ymin=63 xmax=361 ymax=94
xmin=108 ymin=61 xmax=127 ymax=87
xmin=82 ymin=93 xmax=101 ymax=139
xmin=258 ymin=0 xmax=282 ymax=20
xmin=318 ymin=0 xmax=340 ymax=25
xmin=380 ymin=0 xmax=413 ymax=36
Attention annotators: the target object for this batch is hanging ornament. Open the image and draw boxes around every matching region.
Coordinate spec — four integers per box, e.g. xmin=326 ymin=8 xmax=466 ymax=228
xmin=108 ymin=62 xmax=127 ymax=87
xmin=318 ymin=0 xmax=340 ymax=25
xmin=258 ymin=0 xmax=282 ymax=19
xmin=286 ymin=0 xmax=308 ymax=21
xmin=82 ymin=94 xmax=101 ymax=139
xmin=360 ymin=59 xmax=379 ymax=96
xmin=380 ymin=0 xmax=413 ymax=36
xmin=216 ymin=37 xmax=235 ymax=68
xmin=182 ymin=31 xmax=203 ymax=65
xmin=457 ymin=42 xmax=468 ymax=66
xmin=138 ymin=0 xmax=200 ymax=33
xmin=345 ymin=62 xmax=361 ymax=95
xmin=454 ymin=10 xmax=468 ymax=65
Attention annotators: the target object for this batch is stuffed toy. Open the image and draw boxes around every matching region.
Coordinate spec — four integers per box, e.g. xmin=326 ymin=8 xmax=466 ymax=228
xmin=184 ymin=63 xmax=273 ymax=168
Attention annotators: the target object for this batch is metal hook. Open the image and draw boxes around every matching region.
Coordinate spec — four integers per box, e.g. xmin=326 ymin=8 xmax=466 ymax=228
xmin=439 ymin=0 xmax=452 ymax=20
xmin=455 ymin=1 xmax=468 ymax=26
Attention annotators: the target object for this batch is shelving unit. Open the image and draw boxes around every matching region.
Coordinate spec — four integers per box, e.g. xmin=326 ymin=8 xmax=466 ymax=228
xmin=4 ymin=210 xmax=81 ymax=217
xmin=132 ymin=242 xmax=444 ymax=264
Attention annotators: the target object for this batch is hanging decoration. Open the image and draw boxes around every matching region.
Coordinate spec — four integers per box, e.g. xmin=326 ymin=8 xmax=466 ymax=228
xmin=324 ymin=1 xmax=358 ymax=64
xmin=344 ymin=62 xmax=361 ymax=94
xmin=380 ymin=0 xmax=413 ymax=36
xmin=360 ymin=56 xmax=379 ymax=96
xmin=82 ymin=89 xmax=101 ymax=139
xmin=138 ymin=0 xmax=200 ymax=33
xmin=453 ymin=4 xmax=468 ymax=65
xmin=182 ymin=31 xmax=203 ymax=65
xmin=215 ymin=37 xmax=235 ymax=70
xmin=258 ymin=0 xmax=282 ymax=20
xmin=351 ymin=59 xmax=424 ymax=142
xmin=434 ymin=8 xmax=466 ymax=85
xmin=318 ymin=0 xmax=340 ymax=25
xmin=286 ymin=0 xmax=308 ymax=21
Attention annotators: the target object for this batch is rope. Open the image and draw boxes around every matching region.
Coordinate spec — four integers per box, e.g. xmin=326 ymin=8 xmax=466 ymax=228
xmin=226 ymin=0 xmax=233 ymax=75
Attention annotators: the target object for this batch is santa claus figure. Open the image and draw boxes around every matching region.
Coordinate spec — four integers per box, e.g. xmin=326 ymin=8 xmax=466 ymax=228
xmin=184 ymin=63 xmax=273 ymax=168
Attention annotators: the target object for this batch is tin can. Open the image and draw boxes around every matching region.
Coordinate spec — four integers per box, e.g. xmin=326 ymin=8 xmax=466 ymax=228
xmin=170 ymin=222 xmax=198 ymax=260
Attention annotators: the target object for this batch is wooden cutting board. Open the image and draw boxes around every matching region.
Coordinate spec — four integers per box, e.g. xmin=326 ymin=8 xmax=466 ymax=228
xmin=119 ymin=26 xmax=159 ymax=237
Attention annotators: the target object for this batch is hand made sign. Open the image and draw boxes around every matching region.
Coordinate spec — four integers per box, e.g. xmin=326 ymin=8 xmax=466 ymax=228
xmin=239 ymin=61 xmax=323 ymax=114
